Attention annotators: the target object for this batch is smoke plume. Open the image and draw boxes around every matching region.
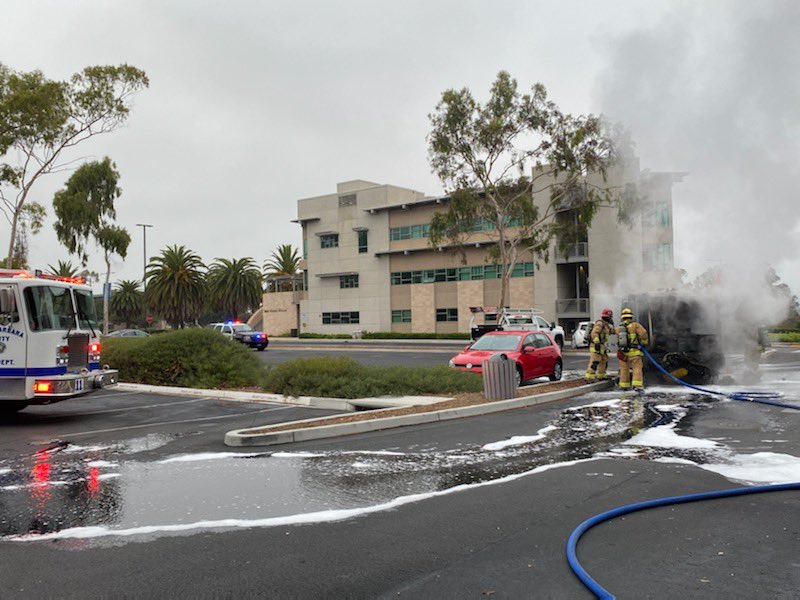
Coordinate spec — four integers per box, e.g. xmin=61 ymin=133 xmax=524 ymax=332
xmin=596 ymin=0 xmax=800 ymax=328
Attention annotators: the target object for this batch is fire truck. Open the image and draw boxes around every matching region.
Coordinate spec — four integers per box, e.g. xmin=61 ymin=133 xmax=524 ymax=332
xmin=0 ymin=270 xmax=118 ymax=414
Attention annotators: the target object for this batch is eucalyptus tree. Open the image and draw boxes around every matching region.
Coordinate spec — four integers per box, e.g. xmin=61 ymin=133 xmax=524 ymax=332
xmin=427 ymin=71 xmax=628 ymax=308
xmin=52 ymin=157 xmax=130 ymax=334
xmin=111 ymin=279 xmax=144 ymax=328
xmin=207 ymin=257 xmax=263 ymax=320
xmin=0 ymin=62 xmax=148 ymax=266
xmin=146 ymin=245 xmax=206 ymax=328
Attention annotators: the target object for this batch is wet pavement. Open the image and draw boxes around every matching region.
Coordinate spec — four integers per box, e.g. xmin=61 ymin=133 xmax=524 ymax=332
xmin=0 ymin=347 xmax=798 ymax=598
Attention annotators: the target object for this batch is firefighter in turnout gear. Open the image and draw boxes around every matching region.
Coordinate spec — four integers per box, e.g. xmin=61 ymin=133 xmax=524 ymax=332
xmin=616 ymin=307 xmax=649 ymax=390
xmin=585 ymin=308 xmax=614 ymax=381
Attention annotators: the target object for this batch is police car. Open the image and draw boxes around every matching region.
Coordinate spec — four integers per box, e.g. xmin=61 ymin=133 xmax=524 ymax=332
xmin=208 ymin=321 xmax=269 ymax=351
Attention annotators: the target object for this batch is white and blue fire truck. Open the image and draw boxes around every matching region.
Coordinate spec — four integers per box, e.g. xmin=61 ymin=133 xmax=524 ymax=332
xmin=0 ymin=270 xmax=118 ymax=414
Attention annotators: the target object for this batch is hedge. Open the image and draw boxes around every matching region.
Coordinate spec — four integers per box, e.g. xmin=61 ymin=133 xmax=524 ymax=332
xmin=103 ymin=329 xmax=264 ymax=389
xmin=263 ymin=356 xmax=482 ymax=398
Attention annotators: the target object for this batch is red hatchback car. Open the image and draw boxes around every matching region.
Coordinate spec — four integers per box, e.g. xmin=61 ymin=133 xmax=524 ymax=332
xmin=449 ymin=330 xmax=563 ymax=386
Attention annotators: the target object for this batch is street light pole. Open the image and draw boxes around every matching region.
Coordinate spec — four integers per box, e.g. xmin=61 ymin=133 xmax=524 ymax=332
xmin=136 ymin=224 xmax=153 ymax=284
xmin=136 ymin=223 xmax=153 ymax=326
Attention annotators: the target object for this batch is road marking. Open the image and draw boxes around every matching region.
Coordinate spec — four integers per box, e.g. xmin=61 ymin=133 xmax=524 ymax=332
xmin=34 ymin=405 xmax=297 ymax=439
xmin=46 ymin=397 xmax=211 ymax=417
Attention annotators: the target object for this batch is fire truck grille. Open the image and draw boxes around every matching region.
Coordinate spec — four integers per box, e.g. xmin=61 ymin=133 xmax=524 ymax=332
xmin=67 ymin=334 xmax=89 ymax=369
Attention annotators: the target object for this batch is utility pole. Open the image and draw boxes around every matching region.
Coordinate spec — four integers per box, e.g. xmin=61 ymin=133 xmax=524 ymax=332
xmin=136 ymin=224 xmax=153 ymax=327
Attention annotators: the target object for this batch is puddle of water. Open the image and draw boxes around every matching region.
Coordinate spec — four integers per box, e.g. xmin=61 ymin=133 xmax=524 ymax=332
xmin=1 ymin=368 xmax=797 ymax=545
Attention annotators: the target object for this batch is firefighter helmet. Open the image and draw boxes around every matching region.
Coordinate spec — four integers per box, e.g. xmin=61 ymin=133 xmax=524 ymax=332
xmin=601 ymin=308 xmax=613 ymax=318
xmin=621 ymin=308 xmax=634 ymax=320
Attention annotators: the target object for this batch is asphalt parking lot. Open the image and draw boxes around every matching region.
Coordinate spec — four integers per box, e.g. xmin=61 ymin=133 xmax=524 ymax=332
xmin=0 ymin=346 xmax=797 ymax=599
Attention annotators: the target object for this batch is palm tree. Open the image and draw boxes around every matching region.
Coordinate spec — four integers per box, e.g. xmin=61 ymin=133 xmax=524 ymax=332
xmin=111 ymin=279 xmax=143 ymax=328
xmin=47 ymin=260 xmax=79 ymax=278
xmin=207 ymin=257 xmax=263 ymax=320
xmin=264 ymin=244 xmax=300 ymax=276
xmin=146 ymin=245 xmax=206 ymax=328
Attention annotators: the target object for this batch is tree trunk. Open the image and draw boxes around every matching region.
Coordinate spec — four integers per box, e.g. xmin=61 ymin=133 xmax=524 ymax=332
xmin=103 ymin=253 xmax=111 ymax=336
xmin=6 ymin=209 xmax=20 ymax=267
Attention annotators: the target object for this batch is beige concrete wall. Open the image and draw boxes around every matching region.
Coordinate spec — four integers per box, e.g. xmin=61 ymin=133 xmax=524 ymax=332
xmin=457 ymin=280 xmax=484 ymax=331
xmin=261 ymin=292 xmax=298 ymax=336
xmin=509 ymin=277 xmax=535 ymax=309
xmin=410 ymin=284 xmax=435 ymax=332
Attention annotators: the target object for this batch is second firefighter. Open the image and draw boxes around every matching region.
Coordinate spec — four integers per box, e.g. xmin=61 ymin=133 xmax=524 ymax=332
xmin=585 ymin=308 xmax=615 ymax=381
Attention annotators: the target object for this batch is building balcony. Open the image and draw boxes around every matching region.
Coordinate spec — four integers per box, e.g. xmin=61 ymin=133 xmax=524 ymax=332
xmin=556 ymin=298 xmax=590 ymax=317
xmin=555 ymin=242 xmax=589 ymax=264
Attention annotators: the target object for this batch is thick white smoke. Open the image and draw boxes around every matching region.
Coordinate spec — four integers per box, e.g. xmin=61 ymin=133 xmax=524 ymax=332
xmin=595 ymin=0 xmax=800 ymax=329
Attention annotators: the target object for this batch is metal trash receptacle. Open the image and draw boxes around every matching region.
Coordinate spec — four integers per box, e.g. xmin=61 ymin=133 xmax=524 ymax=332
xmin=482 ymin=353 xmax=517 ymax=400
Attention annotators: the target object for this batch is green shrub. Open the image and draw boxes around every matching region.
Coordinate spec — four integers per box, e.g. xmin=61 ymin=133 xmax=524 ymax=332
xmin=298 ymin=333 xmax=352 ymax=339
xmin=263 ymin=356 xmax=482 ymax=398
xmin=770 ymin=332 xmax=800 ymax=342
xmin=103 ymin=329 xmax=265 ymax=388
xmin=362 ymin=331 xmax=470 ymax=340
xmin=298 ymin=331 xmax=470 ymax=340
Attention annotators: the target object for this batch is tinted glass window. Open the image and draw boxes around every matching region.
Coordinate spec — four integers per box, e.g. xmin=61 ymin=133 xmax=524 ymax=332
xmin=24 ymin=286 xmax=76 ymax=331
xmin=232 ymin=324 xmax=254 ymax=333
xmin=534 ymin=333 xmax=552 ymax=348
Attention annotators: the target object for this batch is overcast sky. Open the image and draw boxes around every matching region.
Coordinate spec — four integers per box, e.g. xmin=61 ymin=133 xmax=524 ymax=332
xmin=2 ymin=1 xmax=798 ymax=293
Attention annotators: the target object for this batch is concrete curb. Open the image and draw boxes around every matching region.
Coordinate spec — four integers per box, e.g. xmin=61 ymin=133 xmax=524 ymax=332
xmin=115 ymin=383 xmax=448 ymax=412
xmin=224 ymin=380 xmax=613 ymax=447
xmin=115 ymin=382 xmax=356 ymax=411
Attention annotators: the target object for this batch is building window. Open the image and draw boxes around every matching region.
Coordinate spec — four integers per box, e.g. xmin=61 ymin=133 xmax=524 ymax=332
xmin=642 ymin=243 xmax=673 ymax=271
xmin=642 ymin=202 xmax=671 ymax=227
xmin=302 ymin=237 xmax=308 ymax=259
xmin=339 ymin=274 xmax=359 ymax=289
xmin=391 ymin=310 xmax=412 ymax=323
xmin=320 ymin=234 xmax=339 ymax=249
xmin=321 ymin=311 xmax=360 ymax=325
xmin=390 ymin=262 xmax=534 ymax=285
xmin=436 ymin=308 xmax=458 ymax=322
xmin=303 ymin=270 xmax=308 ymax=290
xmin=357 ymin=230 xmax=368 ymax=253
xmin=389 ymin=223 xmax=431 ymax=241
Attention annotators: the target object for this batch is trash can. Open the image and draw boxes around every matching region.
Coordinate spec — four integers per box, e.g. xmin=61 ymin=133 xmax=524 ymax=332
xmin=482 ymin=353 xmax=517 ymax=400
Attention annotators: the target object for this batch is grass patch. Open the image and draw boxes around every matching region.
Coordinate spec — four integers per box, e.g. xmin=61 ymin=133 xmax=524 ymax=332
xmin=769 ymin=332 xmax=800 ymax=342
xmin=262 ymin=356 xmax=482 ymax=399
xmin=103 ymin=329 xmax=264 ymax=389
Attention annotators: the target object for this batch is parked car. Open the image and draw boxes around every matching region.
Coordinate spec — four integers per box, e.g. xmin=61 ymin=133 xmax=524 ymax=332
xmin=208 ymin=321 xmax=269 ymax=351
xmin=448 ymin=330 xmax=562 ymax=386
xmin=570 ymin=321 xmax=592 ymax=349
xmin=469 ymin=307 xmax=566 ymax=350
xmin=105 ymin=328 xmax=150 ymax=338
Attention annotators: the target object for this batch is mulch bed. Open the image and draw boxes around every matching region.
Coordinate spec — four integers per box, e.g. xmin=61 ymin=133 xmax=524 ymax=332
xmin=245 ymin=378 xmax=592 ymax=434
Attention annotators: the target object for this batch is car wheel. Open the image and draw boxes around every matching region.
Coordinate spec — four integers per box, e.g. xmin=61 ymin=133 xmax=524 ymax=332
xmin=514 ymin=367 xmax=523 ymax=388
xmin=549 ymin=360 xmax=563 ymax=381
xmin=257 ymin=345 xmax=266 ymax=351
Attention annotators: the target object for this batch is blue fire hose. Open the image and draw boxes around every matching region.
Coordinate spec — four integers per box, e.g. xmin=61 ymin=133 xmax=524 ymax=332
xmin=566 ymin=482 xmax=800 ymax=599
xmin=639 ymin=345 xmax=798 ymax=409
xmin=566 ymin=347 xmax=800 ymax=598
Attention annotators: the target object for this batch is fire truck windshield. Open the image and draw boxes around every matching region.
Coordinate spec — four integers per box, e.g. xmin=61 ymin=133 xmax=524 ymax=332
xmin=23 ymin=285 xmax=76 ymax=331
xmin=74 ymin=289 xmax=98 ymax=330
